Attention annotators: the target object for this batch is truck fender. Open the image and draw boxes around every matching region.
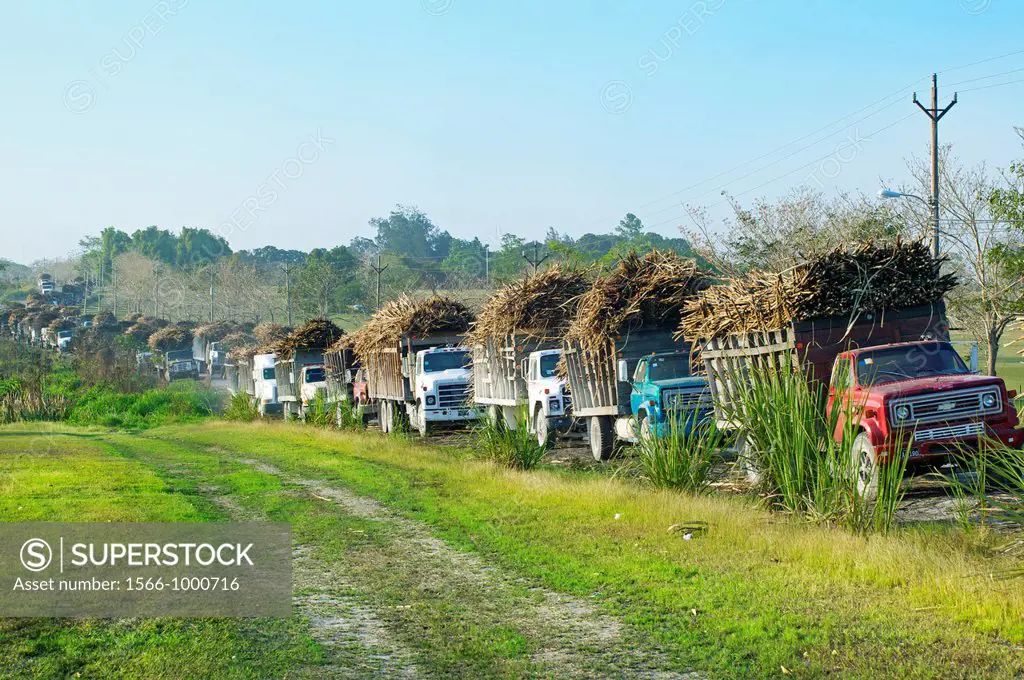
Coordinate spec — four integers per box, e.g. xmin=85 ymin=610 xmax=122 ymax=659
xmin=858 ymin=418 xmax=885 ymax=448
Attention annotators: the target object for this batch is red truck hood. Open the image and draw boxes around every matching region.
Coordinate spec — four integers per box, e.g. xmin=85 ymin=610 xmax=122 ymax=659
xmin=864 ymin=373 xmax=1003 ymax=399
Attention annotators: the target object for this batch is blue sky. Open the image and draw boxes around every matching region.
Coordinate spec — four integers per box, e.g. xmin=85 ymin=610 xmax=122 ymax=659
xmin=2 ymin=0 xmax=1023 ymax=263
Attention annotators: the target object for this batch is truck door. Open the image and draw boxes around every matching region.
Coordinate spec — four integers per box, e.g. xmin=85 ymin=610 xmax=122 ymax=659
xmin=631 ymin=358 xmax=649 ymax=416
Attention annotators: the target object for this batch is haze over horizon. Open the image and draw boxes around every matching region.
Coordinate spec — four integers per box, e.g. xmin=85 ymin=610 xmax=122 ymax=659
xmin=4 ymin=0 xmax=1024 ymax=264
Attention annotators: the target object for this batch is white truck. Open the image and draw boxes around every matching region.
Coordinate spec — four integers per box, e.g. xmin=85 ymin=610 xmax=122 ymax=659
xmin=365 ymin=334 xmax=477 ymax=437
xmin=57 ymin=330 xmax=73 ymax=351
xmin=252 ymin=353 xmax=283 ymax=416
xmin=277 ymin=350 xmax=329 ymax=418
xmin=525 ymin=349 xmax=574 ymax=446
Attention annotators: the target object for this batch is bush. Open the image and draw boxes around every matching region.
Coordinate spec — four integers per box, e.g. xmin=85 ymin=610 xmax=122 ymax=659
xmin=335 ymin=399 xmax=365 ymax=431
xmin=636 ymin=416 xmax=723 ymax=492
xmin=471 ymin=407 xmax=547 ymax=470
xmin=303 ymin=393 xmax=333 ymax=428
xmin=68 ymin=382 xmax=219 ymax=429
xmin=728 ymin=361 xmax=906 ymax=533
xmin=224 ymin=392 xmax=259 ymax=423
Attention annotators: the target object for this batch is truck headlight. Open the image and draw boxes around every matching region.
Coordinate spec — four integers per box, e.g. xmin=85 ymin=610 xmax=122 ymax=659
xmin=548 ymin=397 xmax=561 ymax=413
xmin=426 ymin=395 xmax=436 ymax=406
xmin=894 ymin=405 xmax=910 ymax=422
xmin=983 ymin=393 xmax=998 ymax=409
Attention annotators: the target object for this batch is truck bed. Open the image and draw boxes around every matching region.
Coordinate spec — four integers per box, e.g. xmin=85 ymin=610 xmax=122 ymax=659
xmin=564 ymin=327 xmax=689 ymax=418
xmin=365 ymin=333 xmax=466 ymax=403
xmin=701 ymin=302 xmax=948 ymax=427
xmin=471 ymin=335 xmax=556 ymax=407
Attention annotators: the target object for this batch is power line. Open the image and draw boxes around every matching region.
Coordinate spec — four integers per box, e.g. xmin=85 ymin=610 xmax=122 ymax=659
xmin=937 ymin=48 xmax=1024 ymax=75
xmin=946 ymin=66 xmax=1024 ymax=88
xmin=960 ymin=76 xmax=1024 ymax=93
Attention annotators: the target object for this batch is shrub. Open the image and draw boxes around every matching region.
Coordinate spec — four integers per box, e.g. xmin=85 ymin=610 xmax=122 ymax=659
xmin=636 ymin=416 xmax=723 ymax=493
xmin=335 ymin=399 xmax=365 ymax=431
xmin=728 ymin=360 xmax=907 ymax=533
xmin=303 ymin=393 xmax=333 ymax=428
xmin=224 ymin=392 xmax=259 ymax=423
xmin=68 ymin=382 xmax=218 ymax=429
xmin=472 ymin=407 xmax=547 ymax=470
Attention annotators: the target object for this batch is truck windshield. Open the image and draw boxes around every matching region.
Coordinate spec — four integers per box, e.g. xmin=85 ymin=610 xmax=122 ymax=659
xmin=856 ymin=343 xmax=969 ymax=386
xmin=305 ymin=367 xmax=326 ymax=383
xmin=539 ymin=354 xmax=560 ymax=378
xmin=423 ymin=351 xmax=468 ymax=372
xmin=262 ymin=368 xmax=276 ymax=380
xmin=648 ymin=354 xmax=691 ymax=381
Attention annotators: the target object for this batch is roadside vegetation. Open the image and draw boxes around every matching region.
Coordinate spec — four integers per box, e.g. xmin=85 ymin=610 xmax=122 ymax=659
xmin=472 ymin=408 xmax=548 ymax=470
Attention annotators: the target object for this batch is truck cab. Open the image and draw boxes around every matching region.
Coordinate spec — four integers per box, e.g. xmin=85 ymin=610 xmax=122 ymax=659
xmin=252 ymin=353 xmax=282 ymax=416
xmin=298 ymin=364 xmax=329 ymax=409
xmin=408 ymin=346 xmax=476 ymax=436
xmin=57 ymin=330 xmax=73 ymax=351
xmin=828 ymin=341 xmax=1021 ymax=495
xmin=628 ymin=352 xmax=712 ymax=441
xmin=208 ymin=341 xmax=226 ymax=378
xmin=527 ymin=349 xmax=572 ymax=445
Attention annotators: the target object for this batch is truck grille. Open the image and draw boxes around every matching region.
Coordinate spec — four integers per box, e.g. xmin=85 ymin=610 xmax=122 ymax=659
xmin=662 ymin=388 xmax=712 ymax=412
xmin=914 ymin=421 xmax=985 ymax=443
xmin=889 ymin=387 xmax=1002 ymax=426
xmin=437 ymin=382 xmax=469 ymax=408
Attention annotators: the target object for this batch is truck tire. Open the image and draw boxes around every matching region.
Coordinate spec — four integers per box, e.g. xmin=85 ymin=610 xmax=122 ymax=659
xmin=638 ymin=413 xmax=653 ymax=443
xmin=380 ymin=400 xmax=392 ymax=434
xmin=852 ymin=432 xmax=879 ymax=503
xmin=534 ymin=406 xmax=554 ymax=448
xmin=487 ymin=405 xmax=503 ymax=430
xmin=588 ymin=416 xmax=614 ymax=462
xmin=736 ymin=431 xmax=764 ymax=485
xmin=417 ymin=404 xmax=431 ymax=438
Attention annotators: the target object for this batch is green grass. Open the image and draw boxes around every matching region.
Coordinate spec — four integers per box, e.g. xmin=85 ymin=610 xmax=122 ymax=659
xmin=0 ymin=424 xmax=329 ymax=679
xmin=67 ymin=381 xmax=221 ymax=429
xmin=160 ymin=421 xmax=1024 ymax=678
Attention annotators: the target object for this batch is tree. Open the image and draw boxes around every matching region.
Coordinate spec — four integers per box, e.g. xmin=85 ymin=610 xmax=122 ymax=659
xmin=295 ymin=251 xmax=346 ymax=317
xmin=683 ymin=189 xmax=903 ymax=275
xmin=900 ymin=146 xmax=1024 ymax=376
xmin=615 ymin=213 xmax=645 ymax=240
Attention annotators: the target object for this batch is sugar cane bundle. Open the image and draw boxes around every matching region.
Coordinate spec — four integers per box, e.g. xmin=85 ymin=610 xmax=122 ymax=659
xmin=194 ymin=320 xmax=234 ymax=341
xmin=565 ymin=250 xmax=712 ymax=353
xmin=274 ymin=317 xmax=345 ymax=359
xmin=467 ymin=265 xmax=593 ymax=346
xmin=679 ymin=239 xmax=958 ymax=339
xmin=350 ymin=295 xmax=474 ymax=360
xmin=147 ymin=325 xmax=193 ymax=353
xmin=221 ymin=331 xmax=256 ymax=352
xmin=254 ymin=322 xmax=291 ymax=346
xmin=93 ymin=311 xmax=117 ymax=327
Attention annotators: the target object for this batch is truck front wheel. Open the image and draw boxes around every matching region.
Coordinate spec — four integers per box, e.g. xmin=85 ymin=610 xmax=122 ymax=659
xmin=417 ymin=404 xmax=431 ymax=438
xmin=588 ymin=416 xmax=614 ymax=462
xmin=852 ymin=432 xmax=879 ymax=502
xmin=379 ymin=400 xmax=392 ymax=434
xmin=534 ymin=406 xmax=554 ymax=448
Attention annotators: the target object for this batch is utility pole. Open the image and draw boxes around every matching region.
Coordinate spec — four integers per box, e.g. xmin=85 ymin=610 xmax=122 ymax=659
xmin=282 ymin=262 xmax=293 ymax=327
xmin=484 ymin=244 xmax=490 ymax=283
xmin=209 ymin=268 xmax=215 ymax=322
xmin=522 ymin=241 xmax=549 ymax=274
xmin=112 ymin=267 xmax=118 ymax=317
xmin=369 ymin=251 xmax=389 ymax=310
xmin=913 ymin=73 xmax=957 ymax=258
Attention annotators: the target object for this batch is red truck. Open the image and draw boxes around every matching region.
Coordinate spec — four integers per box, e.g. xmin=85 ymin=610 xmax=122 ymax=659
xmin=701 ymin=302 xmax=1022 ymax=497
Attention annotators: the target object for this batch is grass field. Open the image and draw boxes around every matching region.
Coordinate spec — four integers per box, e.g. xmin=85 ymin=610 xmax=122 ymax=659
xmin=1 ymin=421 xmax=1024 ymax=678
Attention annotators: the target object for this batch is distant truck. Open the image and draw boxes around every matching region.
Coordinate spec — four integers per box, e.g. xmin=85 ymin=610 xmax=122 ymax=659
xmin=471 ymin=337 xmax=574 ymax=446
xmin=277 ymin=349 xmax=329 ymax=418
xmin=57 ymin=330 xmax=73 ymax=351
xmin=701 ymin=302 xmax=1022 ymax=498
xmin=324 ymin=345 xmax=376 ymax=425
xmin=563 ymin=328 xmax=712 ymax=461
xmin=164 ymin=348 xmax=199 ymax=382
xmin=365 ymin=334 xmax=477 ymax=437
xmin=252 ymin=353 xmax=282 ymax=416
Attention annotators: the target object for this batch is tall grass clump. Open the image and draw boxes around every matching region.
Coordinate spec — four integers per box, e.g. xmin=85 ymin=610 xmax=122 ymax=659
xmin=728 ymin=360 xmax=907 ymax=533
xmin=224 ymin=392 xmax=259 ymax=422
xmin=472 ymin=407 xmax=548 ymax=470
xmin=335 ymin=399 xmax=365 ymax=431
xmin=636 ymin=415 xmax=723 ymax=492
xmin=948 ymin=438 xmax=1024 ymax=529
xmin=303 ymin=393 xmax=333 ymax=428
xmin=69 ymin=381 xmax=219 ymax=429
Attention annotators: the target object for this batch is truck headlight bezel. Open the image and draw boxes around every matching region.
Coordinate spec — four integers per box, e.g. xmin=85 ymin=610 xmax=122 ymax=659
xmin=983 ymin=393 xmax=998 ymax=409
xmin=894 ymin=405 xmax=910 ymax=422
xmin=425 ymin=395 xmax=436 ymax=406
xmin=548 ymin=397 xmax=561 ymax=413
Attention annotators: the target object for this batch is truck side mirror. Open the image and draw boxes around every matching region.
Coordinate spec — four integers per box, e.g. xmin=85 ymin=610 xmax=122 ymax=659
xmin=616 ymin=359 xmax=629 ymax=383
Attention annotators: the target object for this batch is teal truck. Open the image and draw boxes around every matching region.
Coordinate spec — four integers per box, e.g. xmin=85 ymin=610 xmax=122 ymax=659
xmin=563 ymin=328 xmax=712 ymax=461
